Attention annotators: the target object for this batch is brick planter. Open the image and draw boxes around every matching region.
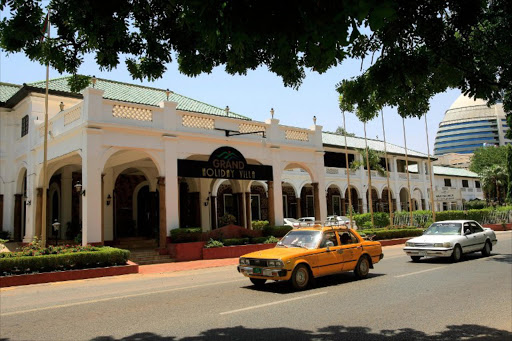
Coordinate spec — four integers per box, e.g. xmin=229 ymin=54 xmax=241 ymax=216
xmin=379 ymin=238 xmax=412 ymax=247
xmin=482 ymin=223 xmax=512 ymax=231
xmin=167 ymin=241 xmax=206 ymax=262
xmin=0 ymin=261 xmax=139 ymax=288
xmin=203 ymin=243 xmax=277 ymax=260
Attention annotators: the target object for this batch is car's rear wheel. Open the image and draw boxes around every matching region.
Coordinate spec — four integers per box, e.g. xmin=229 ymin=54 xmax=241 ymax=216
xmin=451 ymin=245 xmax=462 ymax=262
xmin=354 ymin=256 xmax=370 ymax=279
xmin=481 ymin=241 xmax=492 ymax=257
xmin=250 ymin=278 xmax=266 ymax=287
xmin=290 ymin=264 xmax=310 ymax=290
xmin=411 ymin=256 xmax=422 ymax=262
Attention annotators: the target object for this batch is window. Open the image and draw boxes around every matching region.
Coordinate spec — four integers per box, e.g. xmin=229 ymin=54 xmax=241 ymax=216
xmin=306 ymin=195 xmax=314 ymax=217
xmin=223 ymin=194 xmax=235 ymax=216
xmin=462 ymin=180 xmax=468 ymax=188
xmin=475 ymin=181 xmax=481 ymax=188
xmin=470 ymin=222 xmax=484 ymax=233
xmin=320 ymin=231 xmax=338 ymax=247
xmin=21 ymin=115 xmax=29 ymax=137
xmin=332 ymin=195 xmax=341 ymax=216
xmin=444 ymin=179 xmax=452 ymax=187
xmin=250 ymin=194 xmax=260 ymax=220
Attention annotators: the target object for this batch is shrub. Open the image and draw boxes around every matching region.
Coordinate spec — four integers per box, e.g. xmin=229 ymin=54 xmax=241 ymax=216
xmin=252 ymin=237 xmax=269 ymax=244
xmin=170 ymin=228 xmax=203 ymax=243
xmin=354 ymin=212 xmax=390 ymax=228
xmin=358 ymin=228 xmax=423 ymax=240
xmin=464 ymin=200 xmax=488 ymax=210
xmin=0 ymin=247 xmax=130 ymax=276
xmin=251 ymin=220 xmax=269 ymax=230
xmin=222 ymin=238 xmax=250 ymax=246
xmin=263 ymin=225 xmax=292 ymax=237
xmin=218 ymin=214 xmax=236 ymax=227
xmin=205 ymin=239 xmax=224 ymax=248
xmin=264 ymin=236 xmax=280 ymax=244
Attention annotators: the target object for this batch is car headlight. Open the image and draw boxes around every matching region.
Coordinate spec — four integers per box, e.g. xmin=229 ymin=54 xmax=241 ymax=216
xmin=405 ymin=242 xmax=414 ymax=247
xmin=268 ymin=260 xmax=283 ymax=268
xmin=239 ymin=258 xmax=248 ymax=265
xmin=434 ymin=243 xmax=443 ymax=247
xmin=443 ymin=242 xmax=452 ymax=247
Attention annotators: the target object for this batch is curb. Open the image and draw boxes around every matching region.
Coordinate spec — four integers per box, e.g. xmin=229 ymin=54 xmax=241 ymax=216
xmin=0 ymin=261 xmax=139 ymax=288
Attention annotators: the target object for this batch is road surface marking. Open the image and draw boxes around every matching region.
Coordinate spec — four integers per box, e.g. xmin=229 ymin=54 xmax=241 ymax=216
xmin=1 ymin=279 xmax=246 ymax=316
xmin=220 ymin=291 xmax=327 ymax=315
xmin=395 ymin=267 xmax=444 ymax=278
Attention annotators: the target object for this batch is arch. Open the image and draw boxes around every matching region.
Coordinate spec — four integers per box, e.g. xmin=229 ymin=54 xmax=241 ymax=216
xmin=48 ymin=182 xmax=61 ymax=235
xmin=101 ymin=147 xmax=164 ymax=177
xmin=381 ymin=186 xmax=395 ymax=199
xmin=282 ymin=162 xmax=315 ymax=182
xmin=399 ymin=187 xmax=411 ymax=211
xmin=16 ymin=166 xmax=28 ymax=194
xmin=132 ymin=181 xmax=150 ymax=221
xmin=325 ymin=181 xmax=343 ymax=193
xmin=36 ymin=152 xmax=82 ymax=187
xmin=280 ymin=180 xmax=298 ymax=197
xmin=343 ymin=184 xmax=361 ymax=198
xmin=113 ymin=165 xmax=157 ymax=192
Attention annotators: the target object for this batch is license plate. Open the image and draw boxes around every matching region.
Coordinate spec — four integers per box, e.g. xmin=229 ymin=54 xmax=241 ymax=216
xmin=263 ymin=269 xmax=273 ymax=276
xmin=419 ymin=251 xmax=427 ymax=256
xmin=253 ymin=268 xmax=262 ymax=274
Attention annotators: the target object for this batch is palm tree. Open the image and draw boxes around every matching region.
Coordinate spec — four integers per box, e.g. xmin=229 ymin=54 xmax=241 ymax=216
xmin=350 ymin=147 xmax=387 ymax=176
xmin=480 ymin=165 xmax=508 ymax=204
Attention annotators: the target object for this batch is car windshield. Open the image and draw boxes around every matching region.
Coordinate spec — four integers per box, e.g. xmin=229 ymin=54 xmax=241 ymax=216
xmin=278 ymin=230 xmax=322 ymax=249
xmin=424 ymin=223 xmax=462 ymax=235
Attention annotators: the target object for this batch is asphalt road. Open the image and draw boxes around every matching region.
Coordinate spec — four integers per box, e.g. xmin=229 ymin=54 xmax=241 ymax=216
xmin=1 ymin=231 xmax=511 ymax=341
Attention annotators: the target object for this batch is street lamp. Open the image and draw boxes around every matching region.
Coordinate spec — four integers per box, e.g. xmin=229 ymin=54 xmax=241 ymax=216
xmin=52 ymin=219 xmax=61 ymax=246
xmin=74 ymin=181 xmax=86 ymax=196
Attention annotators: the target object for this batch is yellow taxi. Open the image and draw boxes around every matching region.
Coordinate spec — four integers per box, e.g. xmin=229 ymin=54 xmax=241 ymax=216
xmin=237 ymin=225 xmax=383 ymax=290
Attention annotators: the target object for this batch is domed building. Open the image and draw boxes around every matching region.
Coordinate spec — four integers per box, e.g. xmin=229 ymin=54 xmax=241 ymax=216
xmin=434 ymin=94 xmax=510 ymax=156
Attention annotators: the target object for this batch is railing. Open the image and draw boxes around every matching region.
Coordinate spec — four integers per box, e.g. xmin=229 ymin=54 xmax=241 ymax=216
xmin=38 ymin=103 xmax=83 ymax=140
xmin=399 ymin=173 xmax=407 ymax=180
xmin=284 ymin=128 xmax=309 ymax=141
xmin=326 ymin=168 xmax=339 ymax=175
xmin=411 ymin=174 xmax=420 ymax=180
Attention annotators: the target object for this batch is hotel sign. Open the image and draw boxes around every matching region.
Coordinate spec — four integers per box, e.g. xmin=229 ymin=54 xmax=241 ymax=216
xmin=178 ymin=147 xmax=273 ymax=180
xmin=434 ymin=189 xmax=462 ymax=202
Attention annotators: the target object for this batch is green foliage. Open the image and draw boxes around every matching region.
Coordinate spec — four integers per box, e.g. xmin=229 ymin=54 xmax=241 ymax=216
xmin=480 ymin=165 xmax=508 ymax=204
xmin=507 ymin=145 xmax=512 ymax=203
xmin=204 ymin=239 xmax=224 ymax=248
xmin=334 ymin=126 xmax=356 ymax=137
xmin=354 ymin=212 xmax=390 ymax=228
xmin=0 ymin=247 xmax=130 ymax=276
xmin=358 ymin=228 xmax=424 ymax=241
xmin=470 ymin=146 xmax=508 ymax=174
xmin=222 ymin=238 xmax=249 ymax=246
xmin=252 ymin=237 xmax=269 ymax=244
xmin=251 ymin=220 xmax=269 ymax=230
xmin=170 ymin=228 xmax=203 ymax=243
xmin=218 ymin=214 xmax=237 ymax=227
xmin=264 ymin=236 xmax=281 ymax=244
xmin=350 ymin=147 xmax=387 ymax=176
xmin=262 ymin=226 xmax=292 ymax=237
xmin=464 ymin=200 xmax=488 ymax=210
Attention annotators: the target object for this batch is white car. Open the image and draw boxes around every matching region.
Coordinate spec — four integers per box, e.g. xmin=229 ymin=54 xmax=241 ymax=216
xmin=326 ymin=215 xmax=357 ymax=229
xmin=297 ymin=217 xmax=316 ymax=226
xmin=283 ymin=218 xmax=300 ymax=228
xmin=403 ymin=220 xmax=498 ymax=262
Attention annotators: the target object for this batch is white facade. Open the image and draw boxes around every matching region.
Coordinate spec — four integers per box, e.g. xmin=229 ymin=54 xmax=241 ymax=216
xmin=0 ymin=77 xmax=481 ymax=246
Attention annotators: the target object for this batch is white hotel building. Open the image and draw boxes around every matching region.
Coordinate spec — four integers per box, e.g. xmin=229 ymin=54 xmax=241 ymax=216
xmin=0 ymin=76 xmax=483 ymax=247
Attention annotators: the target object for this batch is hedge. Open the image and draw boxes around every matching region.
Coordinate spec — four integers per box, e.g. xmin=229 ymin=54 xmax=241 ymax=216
xmin=358 ymin=228 xmax=424 ymax=241
xmin=262 ymin=225 xmax=292 ymax=237
xmin=0 ymin=247 xmax=130 ymax=276
xmin=353 ymin=212 xmax=390 ymax=228
xmin=170 ymin=227 xmax=204 ymax=243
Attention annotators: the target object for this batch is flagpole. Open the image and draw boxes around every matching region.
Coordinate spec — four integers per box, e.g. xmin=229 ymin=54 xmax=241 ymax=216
xmin=363 ymin=122 xmax=375 ymax=227
xmin=341 ymin=110 xmax=354 ymax=228
xmin=424 ymin=114 xmax=436 ymax=221
xmin=402 ymin=117 xmax=414 ymax=226
xmin=41 ymin=14 xmax=50 ymax=247
xmin=381 ymin=110 xmax=394 ymax=226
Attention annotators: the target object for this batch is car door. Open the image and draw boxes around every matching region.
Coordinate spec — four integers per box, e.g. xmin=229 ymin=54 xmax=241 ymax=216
xmin=338 ymin=231 xmax=363 ymax=271
xmin=315 ymin=231 xmax=345 ymax=276
xmin=469 ymin=222 xmax=486 ymax=251
xmin=461 ymin=222 xmax=478 ymax=253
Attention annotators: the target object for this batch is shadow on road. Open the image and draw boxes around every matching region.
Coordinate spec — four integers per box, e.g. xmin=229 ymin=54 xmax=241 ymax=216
xmin=241 ymin=272 xmax=385 ymax=294
xmin=46 ymin=324 xmax=510 ymax=340
xmin=408 ymin=252 xmax=509 ymax=264
xmin=487 ymin=253 xmax=512 ymax=264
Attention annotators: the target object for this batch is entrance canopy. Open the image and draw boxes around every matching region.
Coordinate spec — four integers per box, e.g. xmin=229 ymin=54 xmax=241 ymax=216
xmin=178 ymin=146 xmax=273 ymax=180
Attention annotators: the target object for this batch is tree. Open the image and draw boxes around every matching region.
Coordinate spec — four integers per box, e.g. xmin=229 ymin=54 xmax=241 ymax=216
xmin=480 ymin=165 xmax=508 ymax=204
xmin=469 ymin=145 xmax=508 ymax=174
xmin=507 ymin=145 xmax=512 ymax=203
xmin=334 ymin=126 xmax=356 ymax=137
xmin=350 ymin=147 xmax=387 ymax=176
xmin=1 ymin=1 xmax=510 ymax=138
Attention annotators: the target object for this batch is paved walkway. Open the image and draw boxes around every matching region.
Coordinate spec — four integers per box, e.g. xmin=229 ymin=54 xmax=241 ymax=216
xmin=138 ymin=258 xmax=239 ymax=274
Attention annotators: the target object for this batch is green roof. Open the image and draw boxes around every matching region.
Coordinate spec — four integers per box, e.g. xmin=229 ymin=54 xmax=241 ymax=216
xmin=322 ymin=132 xmax=430 ymax=159
xmin=0 ymin=83 xmax=22 ymax=103
xmin=408 ymin=164 xmax=479 ymax=178
xmin=19 ymin=75 xmax=249 ymax=120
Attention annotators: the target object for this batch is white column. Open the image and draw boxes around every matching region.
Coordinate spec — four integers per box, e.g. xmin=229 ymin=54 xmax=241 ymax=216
xmin=23 ymin=169 xmax=37 ymax=242
xmin=271 ymin=148 xmax=284 ymax=225
xmin=199 ymin=178 xmax=212 ymax=232
xmin=359 ymin=154 xmax=368 ymax=213
xmin=392 ymin=157 xmax=401 ymax=211
xmin=164 ymin=136 xmax=180 ymax=231
xmin=314 ymin=151 xmax=327 ymax=221
xmin=103 ymin=168 xmax=115 ymax=241
xmin=82 ymin=128 xmax=104 ymax=245
xmin=60 ymin=166 xmax=72 ymax=238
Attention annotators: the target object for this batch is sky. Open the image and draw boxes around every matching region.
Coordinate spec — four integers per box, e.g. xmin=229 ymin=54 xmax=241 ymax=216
xmin=0 ymin=39 xmax=461 ymax=157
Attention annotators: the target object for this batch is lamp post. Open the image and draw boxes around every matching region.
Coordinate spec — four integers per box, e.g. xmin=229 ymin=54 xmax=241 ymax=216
xmin=52 ymin=219 xmax=61 ymax=246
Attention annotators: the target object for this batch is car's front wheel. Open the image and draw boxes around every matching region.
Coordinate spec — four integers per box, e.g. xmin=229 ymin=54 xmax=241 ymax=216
xmin=481 ymin=241 xmax=492 ymax=257
xmin=410 ymin=256 xmax=422 ymax=262
xmin=250 ymin=278 xmax=266 ymax=287
xmin=290 ymin=264 xmax=310 ymax=290
xmin=354 ymin=256 xmax=370 ymax=279
xmin=451 ymin=245 xmax=462 ymax=262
